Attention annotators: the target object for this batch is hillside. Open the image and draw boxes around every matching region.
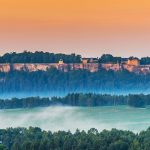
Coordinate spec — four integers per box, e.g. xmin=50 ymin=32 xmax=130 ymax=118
xmin=1 ymin=52 xmax=150 ymax=74
xmin=0 ymin=69 xmax=150 ymax=97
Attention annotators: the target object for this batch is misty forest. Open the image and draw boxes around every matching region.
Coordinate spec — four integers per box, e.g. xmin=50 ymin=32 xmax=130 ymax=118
xmin=0 ymin=52 xmax=150 ymax=150
xmin=0 ymin=93 xmax=149 ymax=109
xmin=2 ymin=0 xmax=150 ymax=149
xmin=0 ymin=69 xmax=150 ymax=96
xmin=0 ymin=52 xmax=150 ymax=96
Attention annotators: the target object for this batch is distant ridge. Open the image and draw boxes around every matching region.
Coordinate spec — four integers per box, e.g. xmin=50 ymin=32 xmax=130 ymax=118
xmin=0 ymin=52 xmax=150 ymax=74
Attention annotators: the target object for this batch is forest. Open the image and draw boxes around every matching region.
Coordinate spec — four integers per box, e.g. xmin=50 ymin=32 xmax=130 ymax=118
xmin=0 ymin=51 xmax=81 ymax=63
xmin=0 ymin=68 xmax=150 ymax=95
xmin=0 ymin=126 xmax=150 ymax=150
xmin=1 ymin=52 xmax=150 ymax=98
xmin=0 ymin=93 xmax=150 ymax=109
xmin=0 ymin=51 xmax=150 ymax=64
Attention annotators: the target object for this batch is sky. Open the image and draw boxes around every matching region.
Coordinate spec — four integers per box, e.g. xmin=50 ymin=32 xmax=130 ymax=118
xmin=0 ymin=0 xmax=150 ymax=57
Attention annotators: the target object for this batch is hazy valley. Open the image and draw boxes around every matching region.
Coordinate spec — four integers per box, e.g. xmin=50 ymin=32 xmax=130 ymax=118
xmin=0 ymin=52 xmax=150 ymax=149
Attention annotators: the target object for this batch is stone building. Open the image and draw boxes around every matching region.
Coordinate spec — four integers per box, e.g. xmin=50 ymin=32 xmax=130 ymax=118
xmin=127 ymin=59 xmax=140 ymax=66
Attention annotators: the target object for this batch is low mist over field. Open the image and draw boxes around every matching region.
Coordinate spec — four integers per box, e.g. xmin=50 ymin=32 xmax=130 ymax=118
xmin=0 ymin=106 xmax=150 ymax=133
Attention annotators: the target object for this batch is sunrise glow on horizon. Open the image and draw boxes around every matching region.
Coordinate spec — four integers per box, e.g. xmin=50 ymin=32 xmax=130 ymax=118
xmin=0 ymin=0 xmax=150 ymax=57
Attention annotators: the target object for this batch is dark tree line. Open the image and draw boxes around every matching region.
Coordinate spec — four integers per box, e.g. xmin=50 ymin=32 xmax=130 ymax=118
xmin=99 ymin=54 xmax=122 ymax=64
xmin=0 ymin=97 xmax=51 ymax=109
xmin=140 ymin=57 xmax=150 ymax=65
xmin=0 ymin=68 xmax=150 ymax=95
xmin=0 ymin=52 xmax=150 ymax=64
xmin=0 ymin=93 xmax=150 ymax=109
xmin=1 ymin=127 xmax=150 ymax=150
xmin=0 ymin=51 xmax=81 ymax=63
xmin=52 ymin=93 xmax=150 ymax=107
xmin=99 ymin=54 xmax=150 ymax=65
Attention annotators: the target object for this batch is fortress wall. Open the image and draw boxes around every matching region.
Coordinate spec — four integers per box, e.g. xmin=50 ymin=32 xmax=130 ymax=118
xmin=0 ymin=63 xmax=150 ymax=74
xmin=0 ymin=64 xmax=10 ymax=72
xmin=83 ymin=63 xmax=99 ymax=72
xmin=101 ymin=64 xmax=121 ymax=71
xmin=13 ymin=63 xmax=58 ymax=72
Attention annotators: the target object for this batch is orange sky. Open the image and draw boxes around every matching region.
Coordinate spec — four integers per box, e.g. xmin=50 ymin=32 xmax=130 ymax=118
xmin=0 ymin=0 xmax=150 ymax=57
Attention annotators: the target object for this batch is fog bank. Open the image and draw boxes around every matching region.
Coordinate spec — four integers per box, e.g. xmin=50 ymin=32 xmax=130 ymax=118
xmin=0 ymin=106 xmax=150 ymax=133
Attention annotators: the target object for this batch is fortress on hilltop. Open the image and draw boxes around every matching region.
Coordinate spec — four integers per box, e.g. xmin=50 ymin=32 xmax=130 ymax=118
xmin=0 ymin=57 xmax=150 ymax=74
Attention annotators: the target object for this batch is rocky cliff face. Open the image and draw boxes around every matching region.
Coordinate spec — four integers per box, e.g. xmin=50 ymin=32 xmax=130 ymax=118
xmin=0 ymin=64 xmax=10 ymax=72
xmin=0 ymin=63 xmax=150 ymax=74
xmin=0 ymin=63 xmax=99 ymax=73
